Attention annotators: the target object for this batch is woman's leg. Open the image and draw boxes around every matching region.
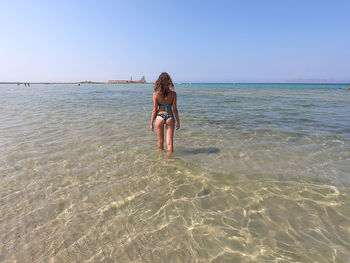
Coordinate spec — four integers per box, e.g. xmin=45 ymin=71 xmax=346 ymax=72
xmin=155 ymin=117 xmax=165 ymax=150
xmin=166 ymin=118 xmax=175 ymax=152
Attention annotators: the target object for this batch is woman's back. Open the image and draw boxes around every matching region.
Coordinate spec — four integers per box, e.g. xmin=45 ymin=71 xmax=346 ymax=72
xmin=150 ymin=72 xmax=180 ymax=153
xmin=155 ymin=91 xmax=176 ymax=114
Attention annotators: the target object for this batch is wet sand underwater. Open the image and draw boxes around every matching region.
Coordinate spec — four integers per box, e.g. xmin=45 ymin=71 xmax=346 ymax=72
xmin=1 ymin=83 xmax=350 ymax=262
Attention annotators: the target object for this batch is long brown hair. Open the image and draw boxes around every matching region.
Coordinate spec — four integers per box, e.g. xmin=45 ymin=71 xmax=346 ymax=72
xmin=154 ymin=72 xmax=174 ymax=98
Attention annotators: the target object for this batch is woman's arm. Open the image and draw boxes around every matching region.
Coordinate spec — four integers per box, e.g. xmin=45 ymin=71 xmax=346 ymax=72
xmin=150 ymin=92 xmax=158 ymax=131
xmin=173 ymin=92 xmax=180 ymax=130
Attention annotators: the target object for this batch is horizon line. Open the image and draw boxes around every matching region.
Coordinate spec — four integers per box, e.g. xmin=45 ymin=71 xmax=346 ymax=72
xmin=1 ymin=81 xmax=350 ymax=85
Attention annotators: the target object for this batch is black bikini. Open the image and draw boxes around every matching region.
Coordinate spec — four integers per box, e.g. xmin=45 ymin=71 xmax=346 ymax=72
xmin=157 ymin=103 xmax=174 ymax=122
xmin=157 ymin=113 xmax=174 ymax=122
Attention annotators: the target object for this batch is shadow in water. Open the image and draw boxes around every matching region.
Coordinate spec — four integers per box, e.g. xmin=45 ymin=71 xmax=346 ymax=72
xmin=178 ymin=147 xmax=220 ymax=155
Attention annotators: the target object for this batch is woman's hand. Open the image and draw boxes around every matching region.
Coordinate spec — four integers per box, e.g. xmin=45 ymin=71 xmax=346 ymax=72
xmin=150 ymin=124 xmax=154 ymax=132
xmin=176 ymin=122 xmax=180 ymax=130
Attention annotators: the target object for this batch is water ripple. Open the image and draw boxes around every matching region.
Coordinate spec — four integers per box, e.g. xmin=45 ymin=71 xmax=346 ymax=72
xmin=1 ymin=83 xmax=350 ymax=262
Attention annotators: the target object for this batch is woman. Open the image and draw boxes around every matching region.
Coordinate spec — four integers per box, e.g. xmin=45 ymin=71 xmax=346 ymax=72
xmin=150 ymin=72 xmax=180 ymax=152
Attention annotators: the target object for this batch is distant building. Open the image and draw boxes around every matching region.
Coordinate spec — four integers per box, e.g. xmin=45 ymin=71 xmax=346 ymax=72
xmin=108 ymin=76 xmax=147 ymax=84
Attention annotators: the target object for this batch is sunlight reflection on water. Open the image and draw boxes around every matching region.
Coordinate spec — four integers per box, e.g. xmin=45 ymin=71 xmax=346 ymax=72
xmin=0 ymin=83 xmax=350 ymax=262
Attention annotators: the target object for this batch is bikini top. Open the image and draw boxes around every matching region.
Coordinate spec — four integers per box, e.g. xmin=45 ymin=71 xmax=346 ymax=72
xmin=158 ymin=103 xmax=172 ymax=112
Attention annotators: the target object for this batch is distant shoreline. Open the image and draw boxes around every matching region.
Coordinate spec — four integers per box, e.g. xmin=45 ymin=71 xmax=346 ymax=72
xmin=0 ymin=81 xmax=153 ymax=85
xmin=1 ymin=82 xmax=349 ymax=85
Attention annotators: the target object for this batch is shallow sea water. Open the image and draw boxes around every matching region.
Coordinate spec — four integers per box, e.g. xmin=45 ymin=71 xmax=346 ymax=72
xmin=0 ymin=83 xmax=350 ymax=262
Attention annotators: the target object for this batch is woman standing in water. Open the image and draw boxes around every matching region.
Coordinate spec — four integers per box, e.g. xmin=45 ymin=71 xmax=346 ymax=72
xmin=150 ymin=72 xmax=180 ymax=152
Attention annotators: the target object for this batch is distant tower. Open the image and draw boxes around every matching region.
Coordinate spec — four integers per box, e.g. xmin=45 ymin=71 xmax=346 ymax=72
xmin=131 ymin=76 xmax=133 ymax=83
xmin=141 ymin=76 xmax=146 ymax=83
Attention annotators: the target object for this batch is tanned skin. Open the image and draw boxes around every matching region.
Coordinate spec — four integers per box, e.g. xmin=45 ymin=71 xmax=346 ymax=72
xmin=150 ymin=90 xmax=180 ymax=152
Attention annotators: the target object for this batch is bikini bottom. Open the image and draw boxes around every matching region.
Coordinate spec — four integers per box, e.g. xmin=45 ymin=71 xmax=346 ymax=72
xmin=157 ymin=113 xmax=174 ymax=123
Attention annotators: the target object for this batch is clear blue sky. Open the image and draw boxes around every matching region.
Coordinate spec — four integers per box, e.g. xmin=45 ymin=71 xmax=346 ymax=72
xmin=1 ymin=0 xmax=349 ymax=82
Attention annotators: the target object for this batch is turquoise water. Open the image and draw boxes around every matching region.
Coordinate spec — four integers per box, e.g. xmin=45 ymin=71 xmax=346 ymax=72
xmin=1 ymin=83 xmax=350 ymax=262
